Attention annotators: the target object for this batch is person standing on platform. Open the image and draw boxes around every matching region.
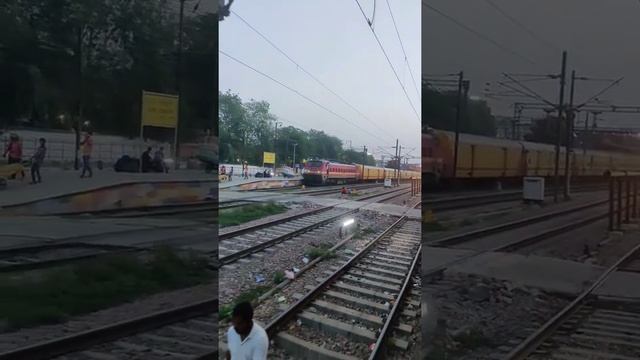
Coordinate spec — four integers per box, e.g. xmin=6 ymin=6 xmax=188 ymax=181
xmin=226 ymin=302 xmax=268 ymax=360
xmin=243 ymin=161 xmax=249 ymax=179
xmin=154 ymin=146 xmax=167 ymax=173
xmin=3 ymin=134 xmax=22 ymax=165
xmin=80 ymin=131 xmax=93 ymax=178
xmin=229 ymin=166 xmax=234 ymax=181
xmin=141 ymin=147 xmax=152 ymax=173
xmin=3 ymin=134 xmax=24 ymax=179
xmin=30 ymin=138 xmax=46 ymax=184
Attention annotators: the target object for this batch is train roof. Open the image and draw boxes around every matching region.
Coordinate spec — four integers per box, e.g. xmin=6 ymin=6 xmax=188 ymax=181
xmin=431 ymin=129 xmax=626 ymax=157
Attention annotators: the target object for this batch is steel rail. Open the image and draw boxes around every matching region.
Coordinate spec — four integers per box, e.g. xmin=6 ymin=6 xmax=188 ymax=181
xmin=505 ymin=242 xmax=640 ymax=359
xmin=0 ymin=298 xmax=218 ymax=360
xmin=264 ymin=216 xmax=407 ymax=336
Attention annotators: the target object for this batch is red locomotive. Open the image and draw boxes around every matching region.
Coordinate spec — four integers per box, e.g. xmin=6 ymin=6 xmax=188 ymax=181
xmin=302 ymin=160 xmax=358 ymax=185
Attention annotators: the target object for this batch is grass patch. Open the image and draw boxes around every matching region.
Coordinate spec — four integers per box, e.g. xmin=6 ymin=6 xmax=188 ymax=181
xmin=220 ymin=285 xmax=271 ymax=321
xmin=219 ymin=202 xmax=288 ymax=227
xmin=273 ymin=271 xmax=285 ymax=284
xmin=306 ymin=243 xmax=336 ymax=261
xmin=0 ymin=246 xmax=212 ymax=330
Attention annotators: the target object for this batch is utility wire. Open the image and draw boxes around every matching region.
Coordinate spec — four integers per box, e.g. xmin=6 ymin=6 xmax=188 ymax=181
xmin=502 ymin=73 xmax=555 ymax=106
xmin=219 ymin=49 xmax=391 ymax=144
xmin=385 ymin=0 xmax=421 ymax=99
xmin=354 ymin=0 xmax=421 ymax=122
xmin=482 ymin=0 xmax=561 ymax=52
xmin=422 ymin=1 xmax=536 ymax=65
xmin=230 ymin=10 xmax=393 ymax=141
xmin=576 ymin=77 xmax=624 ymax=108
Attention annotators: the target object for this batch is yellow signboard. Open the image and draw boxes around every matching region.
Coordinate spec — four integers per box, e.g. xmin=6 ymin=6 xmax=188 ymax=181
xmin=141 ymin=91 xmax=178 ymax=128
xmin=263 ymin=152 xmax=276 ymax=164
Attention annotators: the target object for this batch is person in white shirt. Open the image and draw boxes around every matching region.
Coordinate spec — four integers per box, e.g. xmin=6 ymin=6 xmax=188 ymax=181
xmin=226 ymin=302 xmax=269 ymax=360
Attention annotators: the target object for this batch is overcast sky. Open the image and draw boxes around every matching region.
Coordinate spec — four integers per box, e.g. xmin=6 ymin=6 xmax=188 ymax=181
xmin=219 ymin=0 xmax=420 ymax=163
xmin=423 ymin=0 xmax=640 ymax=129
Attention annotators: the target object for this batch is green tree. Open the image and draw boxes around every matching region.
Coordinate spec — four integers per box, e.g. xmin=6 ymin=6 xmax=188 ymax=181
xmin=1 ymin=0 xmax=215 ymax=141
xmin=524 ymin=116 xmax=567 ymax=146
xmin=422 ymin=87 xmax=497 ymax=136
xmin=218 ymin=91 xmax=375 ymax=166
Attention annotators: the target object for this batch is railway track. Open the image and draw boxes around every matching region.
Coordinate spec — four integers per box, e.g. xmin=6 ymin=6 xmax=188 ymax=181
xmin=503 ymin=243 xmax=640 ymax=360
xmin=219 ymin=207 xmax=357 ymax=265
xmin=265 ymin=216 xmax=421 ymax=359
xmin=0 ymin=299 xmax=217 ymax=360
xmin=422 ymin=194 xmax=640 ymax=359
xmin=218 ymin=185 xmax=414 ymax=266
xmin=422 ymin=199 xmax=611 ymax=285
xmin=422 ymin=185 xmax=608 ymax=213
xmin=426 ymin=198 xmax=609 ymax=250
xmin=0 ymin=223 xmax=221 ymax=273
xmin=258 ymin=183 xmax=385 ymax=196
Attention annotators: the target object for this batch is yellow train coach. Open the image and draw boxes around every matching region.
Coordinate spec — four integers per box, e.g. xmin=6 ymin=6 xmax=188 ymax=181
xmin=357 ymin=165 xmax=421 ymax=182
xmin=422 ymin=129 xmax=640 ymax=182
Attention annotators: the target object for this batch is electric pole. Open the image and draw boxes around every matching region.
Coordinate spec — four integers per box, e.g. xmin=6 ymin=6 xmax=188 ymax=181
xmin=397 ymin=145 xmax=403 ymax=187
xmin=564 ymin=70 xmax=576 ymax=200
xmin=74 ymin=26 xmax=83 ymax=171
xmin=393 ymin=139 xmax=399 ymax=185
xmin=453 ymin=71 xmax=464 ymax=179
xmin=554 ymin=51 xmax=567 ymax=203
xmin=292 ymin=143 xmax=297 ymax=168
xmin=274 ymin=121 xmax=281 ymax=167
xmin=173 ymin=0 xmax=186 ymax=170
xmin=362 ymin=146 xmax=368 ymax=167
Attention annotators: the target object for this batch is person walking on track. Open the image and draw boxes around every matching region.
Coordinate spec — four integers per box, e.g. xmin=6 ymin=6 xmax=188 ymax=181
xmin=80 ymin=131 xmax=93 ymax=178
xmin=30 ymin=138 xmax=46 ymax=184
xmin=226 ymin=302 xmax=268 ymax=360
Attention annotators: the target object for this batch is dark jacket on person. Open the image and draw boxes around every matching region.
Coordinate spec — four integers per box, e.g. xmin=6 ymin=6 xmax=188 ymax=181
xmin=141 ymin=150 xmax=152 ymax=172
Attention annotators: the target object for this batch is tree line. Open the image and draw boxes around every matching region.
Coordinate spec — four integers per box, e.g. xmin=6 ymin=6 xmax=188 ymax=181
xmin=219 ymin=91 xmax=376 ymax=167
xmin=0 ymin=0 xmax=216 ymax=141
xmin=422 ymin=87 xmax=497 ymax=136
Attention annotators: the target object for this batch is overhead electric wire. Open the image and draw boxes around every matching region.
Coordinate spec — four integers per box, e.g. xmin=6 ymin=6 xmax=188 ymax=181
xmin=422 ymin=1 xmax=536 ymax=65
xmin=482 ymin=0 xmax=561 ymax=52
xmin=385 ymin=0 xmax=421 ymax=99
xmin=219 ymin=49 xmax=390 ymax=144
xmin=354 ymin=0 xmax=421 ymax=122
xmin=502 ymin=73 xmax=555 ymax=106
xmin=230 ymin=10 xmax=393 ymax=142
xmin=576 ymin=77 xmax=624 ymax=108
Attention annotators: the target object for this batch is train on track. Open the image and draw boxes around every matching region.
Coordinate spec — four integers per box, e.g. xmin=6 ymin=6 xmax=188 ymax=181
xmin=302 ymin=159 xmax=421 ymax=185
xmin=422 ymin=128 xmax=640 ymax=184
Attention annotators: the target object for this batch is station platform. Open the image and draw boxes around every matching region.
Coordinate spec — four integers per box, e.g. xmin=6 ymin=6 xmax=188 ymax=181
xmin=425 ymin=246 xmax=640 ymax=302
xmin=594 ymin=270 xmax=640 ymax=299
xmin=0 ymin=168 xmax=215 ymax=215
xmin=219 ymin=176 xmax=302 ymax=190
